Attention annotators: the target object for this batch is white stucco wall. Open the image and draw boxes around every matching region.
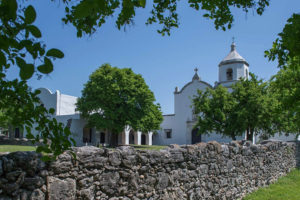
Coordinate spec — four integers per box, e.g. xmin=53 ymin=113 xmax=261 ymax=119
xmin=155 ymin=79 xmax=220 ymax=145
xmin=57 ymin=94 xmax=79 ymax=115
xmin=37 ymin=88 xmax=57 ymax=114
xmin=218 ymin=63 xmax=249 ymax=83
xmin=36 ymin=88 xmax=79 ymax=116
xmin=254 ymin=132 xmax=297 ymax=143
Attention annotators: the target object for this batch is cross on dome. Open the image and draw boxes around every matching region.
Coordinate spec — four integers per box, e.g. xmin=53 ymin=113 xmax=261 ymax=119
xmin=192 ymin=67 xmax=200 ymax=81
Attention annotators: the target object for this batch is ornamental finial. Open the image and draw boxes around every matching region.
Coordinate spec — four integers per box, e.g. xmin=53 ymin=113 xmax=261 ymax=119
xmin=192 ymin=67 xmax=200 ymax=81
xmin=231 ymin=37 xmax=236 ymax=52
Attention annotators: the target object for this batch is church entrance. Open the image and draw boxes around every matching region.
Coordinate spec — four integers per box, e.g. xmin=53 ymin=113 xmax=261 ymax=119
xmin=191 ymin=128 xmax=201 ymax=144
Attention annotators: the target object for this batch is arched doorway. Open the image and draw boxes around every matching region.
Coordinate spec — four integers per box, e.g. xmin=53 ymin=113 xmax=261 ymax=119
xmin=141 ymin=134 xmax=146 ymax=145
xmin=192 ymin=128 xmax=201 ymax=144
xmin=83 ymin=127 xmax=92 ymax=143
xmin=129 ymin=130 xmax=135 ymax=144
xmin=100 ymin=132 xmax=105 ymax=144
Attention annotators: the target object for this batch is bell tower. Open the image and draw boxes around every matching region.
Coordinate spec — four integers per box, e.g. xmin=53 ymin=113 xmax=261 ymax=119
xmin=218 ymin=42 xmax=249 ymax=88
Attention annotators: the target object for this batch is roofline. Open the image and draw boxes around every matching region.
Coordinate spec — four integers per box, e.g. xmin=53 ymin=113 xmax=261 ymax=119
xmin=175 ymin=80 xmax=213 ymax=94
xmin=218 ymin=60 xmax=249 ymax=67
xmin=163 ymin=114 xmax=175 ymax=117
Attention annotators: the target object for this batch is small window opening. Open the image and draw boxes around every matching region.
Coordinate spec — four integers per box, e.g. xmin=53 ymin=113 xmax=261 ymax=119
xmin=165 ymin=129 xmax=172 ymax=139
xmin=226 ymin=68 xmax=233 ymax=81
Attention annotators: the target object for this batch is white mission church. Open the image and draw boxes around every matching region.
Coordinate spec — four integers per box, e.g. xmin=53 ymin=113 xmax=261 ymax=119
xmin=10 ymin=42 xmax=295 ymax=145
xmin=153 ymin=42 xmax=249 ymax=145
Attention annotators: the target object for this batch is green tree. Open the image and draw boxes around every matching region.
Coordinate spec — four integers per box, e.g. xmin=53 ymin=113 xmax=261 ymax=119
xmin=269 ymin=63 xmax=300 ymax=136
xmin=0 ymin=0 xmax=74 ymax=158
xmin=231 ymin=73 xmax=279 ymax=141
xmin=76 ymin=64 xmax=162 ymax=146
xmin=0 ymin=79 xmax=75 ymax=159
xmin=193 ymin=85 xmax=240 ymax=140
xmin=265 ymin=13 xmax=300 ymax=138
xmin=193 ymin=73 xmax=279 ymax=142
xmin=265 ymin=14 xmax=300 ymax=68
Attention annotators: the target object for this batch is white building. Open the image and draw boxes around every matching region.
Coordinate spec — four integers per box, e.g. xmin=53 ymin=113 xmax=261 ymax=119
xmin=18 ymin=88 xmax=154 ymax=147
xmin=153 ymin=42 xmax=249 ymax=145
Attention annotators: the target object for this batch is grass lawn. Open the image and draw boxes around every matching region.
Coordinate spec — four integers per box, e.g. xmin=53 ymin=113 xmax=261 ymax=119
xmin=244 ymin=169 xmax=300 ymax=200
xmin=130 ymin=145 xmax=167 ymax=151
xmin=0 ymin=145 xmax=36 ymax=152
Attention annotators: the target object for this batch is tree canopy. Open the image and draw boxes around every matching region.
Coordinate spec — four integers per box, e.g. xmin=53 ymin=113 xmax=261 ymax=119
xmin=61 ymin=0 xmax=270 ymax=36
xmin=193 ymin=73 xmax=280 ymax=142
xmin=193 ymin=85 xmax=239 ymax=140
xmin=76 ymin=64 xmax=163 ymax=145
xmin=265 ymin=13 xmax=300 ymax=137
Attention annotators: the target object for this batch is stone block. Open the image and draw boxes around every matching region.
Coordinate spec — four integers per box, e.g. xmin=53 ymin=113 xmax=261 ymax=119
xmin=47 ymin=177 xmax=76 ymax=200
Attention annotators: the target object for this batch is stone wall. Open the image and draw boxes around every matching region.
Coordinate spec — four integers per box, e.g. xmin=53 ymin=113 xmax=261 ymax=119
xmin=0 ymin=136 xmax=45 ymax=147
xmin=0 ymin=141 xmax=297 ymax=200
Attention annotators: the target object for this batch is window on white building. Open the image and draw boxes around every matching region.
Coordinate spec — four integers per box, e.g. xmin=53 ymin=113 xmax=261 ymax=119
xmin=165 ymin=129 xmax=172 ymax=139
xmin=226 ymin=68 xmax=233 ymax=81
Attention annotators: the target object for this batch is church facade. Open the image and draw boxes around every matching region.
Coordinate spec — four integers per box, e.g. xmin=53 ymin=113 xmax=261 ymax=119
xmin=153 ymin=42 xmax=249 ymax=145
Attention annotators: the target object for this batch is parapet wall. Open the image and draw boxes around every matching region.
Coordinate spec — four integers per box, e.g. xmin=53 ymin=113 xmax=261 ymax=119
xmin=0 ymin=141 xmax=297 ymax=200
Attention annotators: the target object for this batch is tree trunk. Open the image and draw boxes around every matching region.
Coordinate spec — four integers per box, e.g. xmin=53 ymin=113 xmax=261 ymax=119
xmin=8 ymin=125 xmax=14 ymax=139
xmin=246 ymin=127 xmax=253 ymax=142
xmin=231 ymin=134 xmax=236 ymax=140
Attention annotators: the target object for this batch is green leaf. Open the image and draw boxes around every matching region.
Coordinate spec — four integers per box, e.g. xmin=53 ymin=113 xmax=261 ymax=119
xmin=46 ymin=48 xmax=64 ymax=59
xmin=26 ymin=132 xmax=34 ymax=140
xmin=0 ymin=51 xmax=6 ymax=66
xmin=24 ymin=5 xmax=36 ymax=24
xmin=37 ymin=57 xmax=53 ymax=74
xmin=6 ymin=0 xmax=18 ymax=20
xmin=16 ymin=57 xmax=26 ymax=68
xmin=49 ymin=108 xmax=55 ymax=114
xmin=41 ymin=155 xmax=53 ymax=162
xmin=19 ymin=64 xmax=34 ymax=80
xmin=27 ymin=25 xmax=42 ymax=38
xmin=139 ymin=0 xmax=146 ymax=8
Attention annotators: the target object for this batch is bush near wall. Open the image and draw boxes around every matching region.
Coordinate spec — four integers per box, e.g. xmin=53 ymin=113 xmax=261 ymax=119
xmin=0 ymin=141 xmax=297 ymax=200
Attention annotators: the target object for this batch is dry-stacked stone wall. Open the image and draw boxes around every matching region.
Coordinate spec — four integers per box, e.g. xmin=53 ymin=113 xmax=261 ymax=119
xmin=0 ymin=136 xmax=43 ymax=146
xmin=0 ymin=141 xmax=297 ymax=200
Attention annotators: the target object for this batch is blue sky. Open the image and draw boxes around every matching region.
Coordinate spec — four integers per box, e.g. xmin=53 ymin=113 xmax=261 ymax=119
xmin=7 ymin=0 xmax=300 ymax=114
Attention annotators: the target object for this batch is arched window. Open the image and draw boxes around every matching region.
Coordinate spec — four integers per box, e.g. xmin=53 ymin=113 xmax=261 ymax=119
xmin=226 ymin=68 xmax=233 ymax=81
